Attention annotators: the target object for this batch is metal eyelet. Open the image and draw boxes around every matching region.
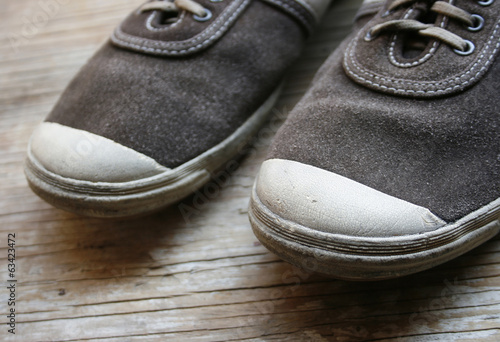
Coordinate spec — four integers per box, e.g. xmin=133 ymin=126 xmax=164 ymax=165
xmin=454 ymin=40 xmax=475 ymax=56
xmin=478 ymin=0 xmax=494 ymax=6
xmin=193 ymin=9 xmax=212 ymax=22
xmin=468 ymin=14 xmax=485 ymax=31
xmin=364 ymin=29 xmax=378 ymax=42
xmin=381 ymin=10 xmax=392 ymax=18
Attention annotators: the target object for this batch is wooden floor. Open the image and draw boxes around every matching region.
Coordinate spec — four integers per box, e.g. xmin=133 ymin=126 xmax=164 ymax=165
xmin=1 ymin=0 xmax=499 ymax=341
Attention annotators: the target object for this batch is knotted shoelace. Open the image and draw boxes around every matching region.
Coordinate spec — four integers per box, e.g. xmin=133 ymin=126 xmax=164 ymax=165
xmin=140 ymin=0 xmax=208 ymax=19
xmin=366 ymin=0 xmax=490 ymax=54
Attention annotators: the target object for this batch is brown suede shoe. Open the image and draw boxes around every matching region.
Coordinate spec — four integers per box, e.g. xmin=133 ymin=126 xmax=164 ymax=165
xmin=249 ymin=0 xmax=500 ymax=280
xmin=24 ymin=0 xmax=332 ymax=218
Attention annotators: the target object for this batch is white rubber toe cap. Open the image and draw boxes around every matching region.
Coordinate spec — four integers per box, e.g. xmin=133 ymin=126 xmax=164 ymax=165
xmin=255 ymin=159 xmax=446 ymax=237
xmin=29 ymin=122 xmax=169 ymax=183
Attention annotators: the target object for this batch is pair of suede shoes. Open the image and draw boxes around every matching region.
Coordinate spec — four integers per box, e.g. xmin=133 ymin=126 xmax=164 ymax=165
xmin=25 ymin=0 xmax=499 ymax=280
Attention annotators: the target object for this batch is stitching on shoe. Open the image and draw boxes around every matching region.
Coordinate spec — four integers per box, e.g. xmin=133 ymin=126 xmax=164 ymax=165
xmin=389 ymin=35 xmax=440 ymax=67
xmin=265 ymin=0 xmax=315 ymax=33
xmin=388 ymin=7 xmax=444 ymax=67
xmin=344 ymin=19 xmax=500 ymax=94
xmin=146 ymin=11 xmax=186 ymax=32
xmin=295 ymin=0 xmax=319 ymax=19
xmin=111 ymin=0 xmax=249 ymax=55
xmin=118 ymin=1 xmax=243 ymax=46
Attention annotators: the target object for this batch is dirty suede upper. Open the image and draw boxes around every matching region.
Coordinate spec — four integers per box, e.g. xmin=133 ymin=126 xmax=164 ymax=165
xmin=46 ymin=0 xmax=308 ymax=168
xmin=268 ymin=0 xmax=500 ymax=223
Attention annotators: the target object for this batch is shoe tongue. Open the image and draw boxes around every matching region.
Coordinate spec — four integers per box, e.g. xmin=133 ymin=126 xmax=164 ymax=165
xmin=399 ymin=3 xmax=435 ymax=59
xmin=369 ymin=0 xmax=440 ymax=60
xmin=402 ymin=39 xmax=428 ymax=58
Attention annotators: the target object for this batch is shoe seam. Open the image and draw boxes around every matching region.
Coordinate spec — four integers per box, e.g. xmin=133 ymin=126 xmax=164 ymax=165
xmin=111 ymin=0 xmax=250 ymax=56
xmin=344 ymin=18 xmax=500 ymax=95
xmin=294 ymin=0 xmax=319 ymax=19
xmin=263 ymin=0 xmax=315 ymax=34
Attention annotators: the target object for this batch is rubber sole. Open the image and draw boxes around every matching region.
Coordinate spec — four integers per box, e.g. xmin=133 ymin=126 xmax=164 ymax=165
xmin=24 ymin=85 xmax=282 ymax=218
xmin=249 ymin=184 xmax=500 ymax=280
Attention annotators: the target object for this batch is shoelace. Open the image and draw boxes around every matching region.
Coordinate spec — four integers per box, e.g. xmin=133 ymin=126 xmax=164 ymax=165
xmin=366 ymin=0 xmax=492 ymax=55
xmin=140 ymin=0 xmax=210 ymax=20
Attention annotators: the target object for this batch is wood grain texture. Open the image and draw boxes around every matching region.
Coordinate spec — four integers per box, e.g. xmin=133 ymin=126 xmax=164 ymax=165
xmin=1 ymin=0 xmax=499 ymax=341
